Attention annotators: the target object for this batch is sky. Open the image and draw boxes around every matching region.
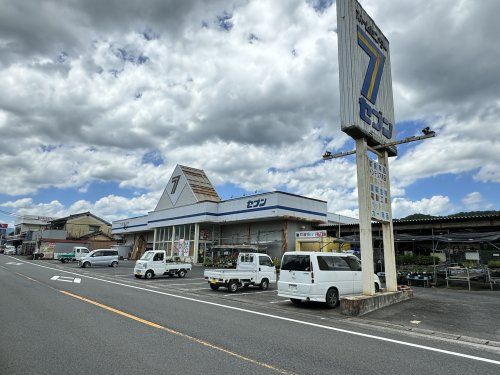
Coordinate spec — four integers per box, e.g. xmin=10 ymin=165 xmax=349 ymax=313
xmin=0 ymin=0 xmax=499 ymax=228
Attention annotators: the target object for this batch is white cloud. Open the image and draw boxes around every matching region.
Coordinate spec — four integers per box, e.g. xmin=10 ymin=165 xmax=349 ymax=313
xmin=392 ymin=195 xmax=455 ymax=218
xmin=461 ymin=191 xmax=492 ymax=211
xmin=0 ymin=0 xmax=498 ymax=221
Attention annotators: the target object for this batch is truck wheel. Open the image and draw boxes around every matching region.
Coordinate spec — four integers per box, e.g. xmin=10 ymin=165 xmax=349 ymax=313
xmin=210 ymin=284 xmax=219 ymax=291
xmin=177 ymin=269 xmax=186 ymax=278
xmin=260 ymin=278 xmax=269 ymax=290
xmin=111 ymin=261 xmax=118 ymax=268
xmin=83 ymin=262 xmax=91 ymax=268
xmin=290 ymin=298 xmax=302 ymax=305
xmin=227 ymin=280 xmax=238 ymax=293
xmin=325 ymin=288 xmax=339 ymax=309
xmin=145 ymin=270 xmax=154 ymax=279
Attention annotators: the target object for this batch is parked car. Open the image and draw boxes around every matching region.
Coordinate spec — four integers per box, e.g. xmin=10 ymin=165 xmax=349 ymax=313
xmin=277 ymin=251 xmax=381 ymax=308
xmin=4 ymin=245 xmax=16 ymax=255
xmin=58 ymin=246 xmax=90 ymax=263
xmin=134 ymin=250 xmax=192 ymax=279
xmin=204 ymin=252 xmax=276 ymax=292
xmin=79 ymin=249 xmax=119 ymax=268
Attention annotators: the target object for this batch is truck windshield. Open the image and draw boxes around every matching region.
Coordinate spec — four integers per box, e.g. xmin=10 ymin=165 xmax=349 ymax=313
xmin=140 ymin=252 xmax=154 ymax=261
xmin=281 ymin=255 xmax=311 ymax=271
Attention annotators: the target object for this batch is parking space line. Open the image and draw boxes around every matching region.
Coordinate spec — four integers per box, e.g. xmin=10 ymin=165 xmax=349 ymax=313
xmin=224 ymin=290 xmax=277 ymax=297
xmin=8 ymin=256 xmax=500 ymax=366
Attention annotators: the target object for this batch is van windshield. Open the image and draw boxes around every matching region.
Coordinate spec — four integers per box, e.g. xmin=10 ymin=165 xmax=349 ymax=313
xmin=140 ymin=252 xmax=154 ymax=261
xmin=281 ymin=255 xmax=311 ymax=271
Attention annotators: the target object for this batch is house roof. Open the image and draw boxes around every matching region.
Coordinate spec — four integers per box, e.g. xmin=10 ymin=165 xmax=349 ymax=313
xmin=78 ymin=231 xmax=114 ymax=240
xmin=50 ymin=212 xmax=111 ymax=226
xmin=317 ymin=214 xmax=500 ymax=228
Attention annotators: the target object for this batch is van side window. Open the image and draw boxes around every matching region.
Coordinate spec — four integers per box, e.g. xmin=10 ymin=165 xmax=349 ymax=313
xmin=345 ymin=257 xmax=362 ymax=271
xmin=333 ymin=257 xmax=351 ymax=271
xmin=93 ymin=251 xmax=102 ymax=257
xmin=317 ymin=256 xmax=351 ymax=271
xmin=281 ymin=255 xmax=310 ymax=271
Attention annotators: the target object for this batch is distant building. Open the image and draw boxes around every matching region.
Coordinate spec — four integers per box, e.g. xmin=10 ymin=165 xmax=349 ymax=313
xmin=48 ymin=212 xmax=112 ymax=239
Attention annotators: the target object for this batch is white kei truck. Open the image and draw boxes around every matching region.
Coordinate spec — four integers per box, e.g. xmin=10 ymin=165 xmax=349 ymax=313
xmin=204 ymin=253 xmax=276 ymax=292
xmin=134 ymin=250 xmax=192 ymax=279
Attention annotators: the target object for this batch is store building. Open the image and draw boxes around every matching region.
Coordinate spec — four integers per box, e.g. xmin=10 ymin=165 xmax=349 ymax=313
xmin=112 ymin=165 xmax=348 ymax=262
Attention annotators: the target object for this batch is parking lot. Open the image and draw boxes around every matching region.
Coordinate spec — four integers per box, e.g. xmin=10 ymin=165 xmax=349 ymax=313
xmin=36 ymin=257 xmax=500 ymax=343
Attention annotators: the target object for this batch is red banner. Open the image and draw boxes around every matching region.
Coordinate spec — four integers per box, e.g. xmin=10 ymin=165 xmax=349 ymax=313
xmin=0 ymin=224 xmax=8 ymax=228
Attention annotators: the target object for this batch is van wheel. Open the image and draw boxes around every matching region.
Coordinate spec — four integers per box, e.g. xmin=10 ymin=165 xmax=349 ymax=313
xmin=111 ymin=261 xmax=118 ymax=268
xmin=145 ymin=270 xmax=154 ymax=279
xmin=83 ymin=262 xmax=91 ymax=268
xmin=210 ymin=284 xmax=219 ymax=291
xmin=260 ymin=278 xmax=269 ymax=290
xmin=177 ymin=269 xmax=186 ymax=278
xmin=290 ymin=298 xmax=301 ymax=305
xmin=227 ymin=280 xmax=238 ymax=293
xmin=375 ymin=283 xmax=380 ymax=293
xmin=325 ymin=288 xmax=339 ymax=309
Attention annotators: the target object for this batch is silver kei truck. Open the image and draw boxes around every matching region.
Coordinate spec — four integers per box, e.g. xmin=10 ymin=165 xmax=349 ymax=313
xmin=204 ymin=253 xmax=276 ymax=293
xmin=134 ymin=250 xmax=192 ymax=279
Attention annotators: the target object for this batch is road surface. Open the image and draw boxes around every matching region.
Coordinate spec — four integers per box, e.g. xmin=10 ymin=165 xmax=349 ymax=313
xmin=0 ymin=255 xmax=498 ymax=374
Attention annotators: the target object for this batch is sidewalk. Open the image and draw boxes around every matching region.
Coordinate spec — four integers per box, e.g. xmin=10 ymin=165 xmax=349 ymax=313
xmin=358 ymin=286 xmax=500 ymax=343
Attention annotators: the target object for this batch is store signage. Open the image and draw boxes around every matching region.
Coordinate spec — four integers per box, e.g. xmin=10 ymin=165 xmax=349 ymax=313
xmin=0 ymin=223 xmax=8 ymax=228
xmin=247 ymin=198 xmax=267 ymax=209
xmin=369 ymin=159 xmax=390 ymax=222
xmin=295 ymin=231 xmax=327 ymax=239
xmin=337 ymin=0 xmax=396 ymax=154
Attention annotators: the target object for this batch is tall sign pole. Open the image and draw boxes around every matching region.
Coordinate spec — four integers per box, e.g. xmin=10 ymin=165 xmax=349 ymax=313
xmin=337 ymin=0 xmax=397 ymax=295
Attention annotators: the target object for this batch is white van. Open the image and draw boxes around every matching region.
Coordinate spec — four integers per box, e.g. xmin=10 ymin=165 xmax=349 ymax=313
xmin=278 ymin=252 xmax=381 ymax=308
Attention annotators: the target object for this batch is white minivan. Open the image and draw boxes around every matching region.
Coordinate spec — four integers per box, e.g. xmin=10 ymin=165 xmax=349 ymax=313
xmin=278 ymin=252 xmax=381 ymax=308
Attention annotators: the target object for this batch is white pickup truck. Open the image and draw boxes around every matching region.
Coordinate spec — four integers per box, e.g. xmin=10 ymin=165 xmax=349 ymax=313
xmin=134 ymin=250 xmax=192 ymax=279
xmin=204 ymin=253 xmax=276 ymax=292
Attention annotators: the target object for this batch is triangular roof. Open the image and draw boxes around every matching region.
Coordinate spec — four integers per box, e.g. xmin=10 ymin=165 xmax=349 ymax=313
xmin=155 ymin=165 xmax=220 ymax=211
xmin=50 ymin=212 xmax=111 ymax=226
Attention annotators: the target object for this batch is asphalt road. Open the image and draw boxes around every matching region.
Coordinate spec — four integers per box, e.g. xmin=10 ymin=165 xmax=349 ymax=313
xmin=1 ymin=255 xmax=499 ymax=375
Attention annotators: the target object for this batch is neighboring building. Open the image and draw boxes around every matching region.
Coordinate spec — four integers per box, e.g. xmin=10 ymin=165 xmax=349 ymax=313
xmin=10 ymin=215 xmax=56 ymax=253
xmin=317 ymin=214 xmax=500 ymax=266
xmin=112 ymin=165 xmax=344 ymax=262
xmin=0 ymin=223 xmax=7 ymax=246
xmin=48 ymin=212 xmax=112 ymax=239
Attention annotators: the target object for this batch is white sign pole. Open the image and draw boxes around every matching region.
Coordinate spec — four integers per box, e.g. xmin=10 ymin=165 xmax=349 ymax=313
xmin=378 ymin=151 xmax=397 ymax=291
xmin=355 ymin=138 xmax=375 ymax=295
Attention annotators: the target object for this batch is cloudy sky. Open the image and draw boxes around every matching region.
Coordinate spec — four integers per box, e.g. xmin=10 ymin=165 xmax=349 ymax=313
xmin=0 ymin=0 xmax=499 ymax=227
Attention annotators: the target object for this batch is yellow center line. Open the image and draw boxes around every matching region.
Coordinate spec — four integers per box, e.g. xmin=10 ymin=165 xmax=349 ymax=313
xmin=59 ymin=290 xmax=295 ymax=375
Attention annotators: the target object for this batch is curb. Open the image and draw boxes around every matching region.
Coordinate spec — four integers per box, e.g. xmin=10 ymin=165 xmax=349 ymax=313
xmin=347 ymin=317 xmax=500 ymax=348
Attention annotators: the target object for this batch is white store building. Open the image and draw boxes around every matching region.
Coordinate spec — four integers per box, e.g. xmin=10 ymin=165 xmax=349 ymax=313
xmin=112 ymin=165 xmax=351 ymax=263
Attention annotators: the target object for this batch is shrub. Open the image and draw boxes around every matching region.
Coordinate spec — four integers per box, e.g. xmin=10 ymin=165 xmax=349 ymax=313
xmin=488 ymin=260 xmax=500 ymax=268
xmin=396 ymin=254 xmax=440 ymax=265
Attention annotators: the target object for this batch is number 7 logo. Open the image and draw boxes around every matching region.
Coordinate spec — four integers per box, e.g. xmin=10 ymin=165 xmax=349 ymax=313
xmin=170 ymin=175 xmax=180 ymax=195
xmin=357 ymin=26 xmax=385 ymax=105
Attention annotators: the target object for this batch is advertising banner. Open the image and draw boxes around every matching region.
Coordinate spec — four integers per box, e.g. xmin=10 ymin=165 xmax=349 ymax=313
xmin=369 ymin=159 xmax=390 ymax=222
xmin=337 ymin=0 xmax=396 ymax=155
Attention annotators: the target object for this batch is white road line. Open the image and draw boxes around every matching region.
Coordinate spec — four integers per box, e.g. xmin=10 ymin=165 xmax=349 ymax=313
xmin=50 ymin=275 xmax=81 ymax=283
xmin=224 ymin=290 xmax=277 ymax=296
xmin=162 ymin=282 xmax=208 ymax=286
xmin=6 ymin=262 xmax=23 ymax=265
xmin=176 ymin=287 xmax=210 ymax=291
xmin=7 ymin=256 xmax=500 ymax=366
